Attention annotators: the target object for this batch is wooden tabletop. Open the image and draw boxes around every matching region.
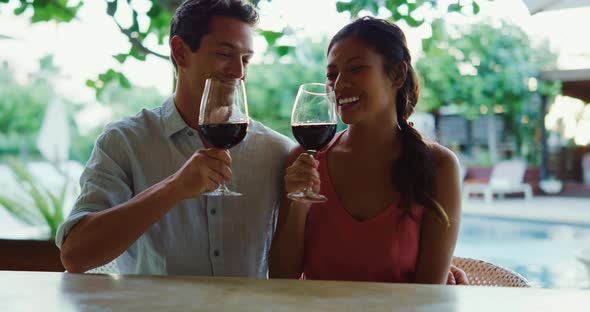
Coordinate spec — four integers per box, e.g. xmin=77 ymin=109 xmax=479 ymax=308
xmin=0 ymin=271 xmax=588 ymax=311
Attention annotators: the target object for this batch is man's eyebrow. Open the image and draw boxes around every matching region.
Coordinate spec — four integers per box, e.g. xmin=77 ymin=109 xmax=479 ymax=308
xmin=217 ymin=41 xmax=254 ymax=54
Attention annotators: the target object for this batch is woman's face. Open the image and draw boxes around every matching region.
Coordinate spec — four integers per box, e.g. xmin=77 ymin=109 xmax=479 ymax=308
xmin=326 ymin=37 xmax=398 ymax=126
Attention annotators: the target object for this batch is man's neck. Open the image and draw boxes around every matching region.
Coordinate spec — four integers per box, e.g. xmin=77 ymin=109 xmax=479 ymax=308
xmin=174 ymin=82 xmax=202 ymax=130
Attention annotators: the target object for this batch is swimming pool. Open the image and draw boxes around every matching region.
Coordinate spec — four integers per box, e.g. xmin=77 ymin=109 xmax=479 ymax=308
xmin=455 ymin=215 xmax=590 ymax=288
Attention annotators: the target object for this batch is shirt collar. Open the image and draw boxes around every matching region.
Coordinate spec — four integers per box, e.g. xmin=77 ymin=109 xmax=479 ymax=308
xmin=162 ymin=94 xmax=191 ymax=137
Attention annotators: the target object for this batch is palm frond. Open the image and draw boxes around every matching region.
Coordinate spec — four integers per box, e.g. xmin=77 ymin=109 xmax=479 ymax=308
xmin=0 ymin=194 xmax=42 ymax=225
xmin=2 ymin=158 xmax=72 ymax=238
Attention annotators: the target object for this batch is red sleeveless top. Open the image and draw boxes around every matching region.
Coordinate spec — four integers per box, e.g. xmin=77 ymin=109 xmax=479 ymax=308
xmin=303 ymin=131 xmax=424 ymax=283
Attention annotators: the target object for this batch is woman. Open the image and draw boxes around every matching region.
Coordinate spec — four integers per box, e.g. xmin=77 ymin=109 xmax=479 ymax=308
xmin=270 ymin=17 xmax=463 ymax=284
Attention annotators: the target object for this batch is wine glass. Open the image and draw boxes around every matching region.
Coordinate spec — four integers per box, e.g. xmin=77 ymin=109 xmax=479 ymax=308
xmin=198 ymin=77 xmax=249 ymax=196
xmin=287 ymin=83 xmax=337 ymax=203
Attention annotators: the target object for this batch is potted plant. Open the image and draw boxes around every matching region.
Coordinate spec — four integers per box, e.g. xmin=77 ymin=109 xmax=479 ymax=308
xmin=0 ymin=158 xmax=74 ymax=271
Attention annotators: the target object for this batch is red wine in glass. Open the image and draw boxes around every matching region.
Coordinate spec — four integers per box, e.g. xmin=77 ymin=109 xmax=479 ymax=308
xmin=292 ymin=123 xmax=337 ymax=151
xmin=200 ymin=122 xmax=248 ymax=150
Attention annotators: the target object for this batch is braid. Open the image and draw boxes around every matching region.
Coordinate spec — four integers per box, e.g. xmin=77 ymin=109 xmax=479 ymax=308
xmin=394 ymin=65 xmax=449 ymax=226
xmin=393 ymin=120 xmax=449 ymax=226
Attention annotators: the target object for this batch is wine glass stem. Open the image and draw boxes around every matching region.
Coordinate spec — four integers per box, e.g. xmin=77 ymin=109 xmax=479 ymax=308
xmin=218 ymin=182 xmax=229 ymax=193
xmin=304 ymin=150 xmax=318 ymax=196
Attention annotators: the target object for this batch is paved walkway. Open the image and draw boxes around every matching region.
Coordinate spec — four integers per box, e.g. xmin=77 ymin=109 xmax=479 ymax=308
xmin=463 ymin=196 xmax=590 ymax=226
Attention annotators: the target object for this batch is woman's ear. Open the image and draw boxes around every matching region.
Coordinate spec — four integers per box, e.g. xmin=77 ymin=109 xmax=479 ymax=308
xmin=391 ymin=62 xmax=408 ymax=88
xmin=170 ymin=35 xmax=188 ymax=68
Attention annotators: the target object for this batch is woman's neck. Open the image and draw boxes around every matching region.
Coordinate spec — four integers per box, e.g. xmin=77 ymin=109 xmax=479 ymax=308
xmin=341 ymin=122 xmax=402 ymax=155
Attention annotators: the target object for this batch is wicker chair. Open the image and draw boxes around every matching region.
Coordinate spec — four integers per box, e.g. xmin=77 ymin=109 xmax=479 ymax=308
xmin=84 ymin=257 xmax=531 ymax=287
xmin=452 ymin=256 xmax=530 ymax=287
xmin=85 ymin=260 xmax=120 ymax=274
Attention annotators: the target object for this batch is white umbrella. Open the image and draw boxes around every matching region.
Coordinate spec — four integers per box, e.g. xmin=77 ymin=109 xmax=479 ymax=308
xmin=36 ymin=98 xmax=70 ymax=164
xmin=522 ymin=0 xmax=590 ymax=14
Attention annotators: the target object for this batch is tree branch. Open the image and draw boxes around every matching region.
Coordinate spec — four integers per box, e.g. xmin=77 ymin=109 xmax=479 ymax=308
xmin=112 ymin=16 xmax=169 ymax=60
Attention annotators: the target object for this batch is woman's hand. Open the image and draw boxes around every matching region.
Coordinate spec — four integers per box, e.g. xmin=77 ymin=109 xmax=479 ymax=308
xmin=284 ymin=153 xmax=321 ymax=195
xmin=447 ymin=264 xmax=469 ymax=285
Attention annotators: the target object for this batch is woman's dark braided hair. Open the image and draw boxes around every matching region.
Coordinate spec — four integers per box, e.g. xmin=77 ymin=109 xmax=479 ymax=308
xmin=327 ymin=17 xmax=449 ymax=226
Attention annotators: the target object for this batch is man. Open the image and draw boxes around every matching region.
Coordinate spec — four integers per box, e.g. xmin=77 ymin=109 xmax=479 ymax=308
xmin=57 ymin=0 xmax=295 ymax=277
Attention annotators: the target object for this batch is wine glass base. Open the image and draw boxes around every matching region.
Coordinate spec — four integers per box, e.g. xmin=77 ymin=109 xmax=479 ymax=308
xmin=203 ymin=189 xmax=242 ymax=197
xmin=287 ymin=191 xmax=327 ymax=203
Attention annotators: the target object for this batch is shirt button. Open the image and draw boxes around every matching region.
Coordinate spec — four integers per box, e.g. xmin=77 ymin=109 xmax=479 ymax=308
xmin=187 ymin=131 xmax=194 ymax=136
xmin=210 ymin=209 xmax=216 ymax=215
xmin=213 ymin=250 xmax=220 ymax=257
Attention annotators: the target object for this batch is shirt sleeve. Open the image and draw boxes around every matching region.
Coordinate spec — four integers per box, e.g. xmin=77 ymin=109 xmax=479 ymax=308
xmin=55 ymin=125 xmax=134 ymax=249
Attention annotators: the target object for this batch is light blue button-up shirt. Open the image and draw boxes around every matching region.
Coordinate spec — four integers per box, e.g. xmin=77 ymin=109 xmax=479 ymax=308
xmin=56 ymin=96 xmax=295 ymax=277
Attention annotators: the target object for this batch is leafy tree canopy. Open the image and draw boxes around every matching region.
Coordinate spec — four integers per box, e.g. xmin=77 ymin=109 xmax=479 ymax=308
xmin=0 ymin=0 xmax=486 ymax=95
xmin=416 ymin=19 xmax=560 ymax=163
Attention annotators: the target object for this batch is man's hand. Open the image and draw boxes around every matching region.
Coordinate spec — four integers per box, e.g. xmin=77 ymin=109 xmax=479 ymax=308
xmin=170 ymin=148 xmax=232 ymax=199
xmin=447 ymin=264 xmax=469 ymax=285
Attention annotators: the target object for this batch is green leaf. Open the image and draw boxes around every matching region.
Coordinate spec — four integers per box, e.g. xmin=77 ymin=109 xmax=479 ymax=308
xmin=40 ymin=55 xmax=58 ymax=73
xmin=336 ymin=1 xmax=353 ymax=13
xmin=146 ymin=3 xmax=161 ymax=18
xmin=118 ymin=73 xmax=131 ymax=88
xmin=392 ymin=11 xmax=403 ymax=21
xmin=129 ymin=10 xmax=140 ymax=33
xmin=13 ymin=2 xmax=28 ymax=15
xmin=404 ymin=15 xmax=425 ymax=27
xmin=28 ymin=1 xmax=82 ymax=23
xmin=113 ymin=53 xmax=128 ymax=64
xmin=260 ymin=30 xmax=283 ymax=46
xmin=129 ymin=47 xmax=146 ymax=61
xmin=276 ymin=45 xmax=295 ymax=57
xmin=448 ymin=3 xmax=462 ymax=13
xmin=146 ymin=3 xmax=171 ymax=44
xmin=370 ymin=1 xmax=380 ymax=13
xmin=473 ymin=1 xmax=480 ymax=14
xmin=385 ymin=0 xmax=398 ymax=12
xmin=98 ymin=69 xmax=118 ymax=83
xmin=107 ymin=0 xmax=117 ymax=17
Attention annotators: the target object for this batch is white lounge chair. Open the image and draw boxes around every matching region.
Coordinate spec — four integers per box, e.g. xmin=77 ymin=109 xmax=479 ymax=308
xmin=463 ymin=159 xmax=533 ymax=203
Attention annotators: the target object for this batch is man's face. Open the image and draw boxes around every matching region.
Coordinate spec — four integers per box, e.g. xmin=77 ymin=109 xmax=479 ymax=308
xmin=183 ymin=16 xmax=254 ymax=100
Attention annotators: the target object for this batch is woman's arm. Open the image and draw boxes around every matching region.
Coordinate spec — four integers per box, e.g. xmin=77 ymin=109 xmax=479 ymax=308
xmin=414 ymin=144 xmax=463 ymax=284
xmin=269 ymin=148 xmax=319 ymax=278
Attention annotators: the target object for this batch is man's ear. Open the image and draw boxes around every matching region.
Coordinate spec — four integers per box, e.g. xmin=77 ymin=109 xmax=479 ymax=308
xmin=170 ymin=35 xmax=189 ymax=68
xmin=391 ymin=62 xmax=407 ymax=88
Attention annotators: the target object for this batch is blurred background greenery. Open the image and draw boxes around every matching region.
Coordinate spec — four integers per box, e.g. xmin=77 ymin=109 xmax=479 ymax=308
xmin=2 ymin=0 xmax=586 ymax=238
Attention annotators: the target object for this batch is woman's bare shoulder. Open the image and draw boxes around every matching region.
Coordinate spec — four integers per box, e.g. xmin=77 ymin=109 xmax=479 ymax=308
xmin=427 ymin=142 xmax=460 ymax=173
